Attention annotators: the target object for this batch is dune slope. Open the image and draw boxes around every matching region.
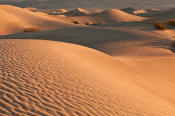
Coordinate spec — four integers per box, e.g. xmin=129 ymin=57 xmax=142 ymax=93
xmin=61 ymin=9 xmax=148 ymax=25
xmin=0 ymin=5 xmax=148 ymax=35
xmin=95 ymin=9 xmax=147 ymax=23
xmin=1 ymin=4 xmax=175 ymax=116
xmin=0 ymin=5 xmax=74 ymax=35
xmin=0 ymin=39 xmax=175 ymax=116
xmin=2 ymin=26 xmax=173 ymax=56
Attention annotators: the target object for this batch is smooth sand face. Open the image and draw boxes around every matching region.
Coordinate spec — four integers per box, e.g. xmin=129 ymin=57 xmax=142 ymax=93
xmin=0 ymin=5 xmax=148 ymax=35
xmin=1 ymin=5 xmax=175 ymax=116
xmin=0 ymin=5 xmax=76 ymax=35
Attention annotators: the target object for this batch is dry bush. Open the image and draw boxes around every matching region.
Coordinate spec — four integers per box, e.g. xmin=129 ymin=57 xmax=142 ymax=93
xmin=73 ymin=21 xmax=79 ymax=24
xmin=84 ymin=22 xmax=90 ymax=25
xmin=154 ymin=20 xmax=166 ymax=30
xmin=24 ymin=27 xmax=40 ymax=32
xmin=92 ymin=23 xmax=98 ymax=26
xmin=166 ymin=20 xmax=175 ymax=26
xmin=172 ymin=41 xmax=175 ymax=48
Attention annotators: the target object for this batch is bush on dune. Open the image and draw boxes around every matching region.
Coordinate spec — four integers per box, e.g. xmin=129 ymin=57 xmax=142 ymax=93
xmin=84 ymin=22 xmax=90 ymax=25
xmin=73 ymin=21 xmax=79 ymax=24
xmin=166 ymin=20 xmax=175 ymax=26
xmin=92 ymin=23 xmax=99 ymax=26
xmin=154 ymin=20 xmax=166 ymax=30
xmin=171 ymin=41 xmax=175 ymax=48
xmin=24 ymin=27 xmax=40 ymax=32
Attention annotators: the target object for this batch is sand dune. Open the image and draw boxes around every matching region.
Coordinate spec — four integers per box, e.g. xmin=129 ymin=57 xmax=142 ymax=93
xmin=154 ymin=8 xmax=175 ymax=19
xmin=121 ymin=7 xmax=147 ymax=14
xmin=62 ymin=8 xmax=88 ymax=16
xmin=0 ymin=5 xmax=148 ymax=35
xmin=94 ymin=9 xmax=147 ymax=23
xmin=57 ymin=9 xmax=148 ymax=25
xmin=1 ymin=5 xmax=175 ymax=116
xmin=0 ymin=5 xmax=74 ymax=35
xmin=0 ymin=39 xmax=175 ymax=116
xmin=0 ymin=5 xmax=146 ymax=35
xmin=2 ymin=25 xmax=173 ymax=57
xmin=137 ymin=8 xmax=175 ymax=19
xmin=62 ymin=8 xmax=103 ymax=16
xmin=121 ymin=7 xmax=160 ymax=15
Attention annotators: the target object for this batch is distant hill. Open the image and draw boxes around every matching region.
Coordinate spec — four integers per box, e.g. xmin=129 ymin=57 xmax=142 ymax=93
xmin=0 ymin=0 xmax=175 ymax=9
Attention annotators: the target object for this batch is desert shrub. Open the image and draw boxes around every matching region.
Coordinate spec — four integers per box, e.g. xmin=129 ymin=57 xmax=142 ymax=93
xmin=172 ymin=41 xmax=175 ymax=48
xmin=84 ymin=22 xmax=90 ymax=25
xmin=91 ymin=22 xmax=102 ymax=26
xmin=166 ymin=20 xmax=175 ymax=26
xmin=92 ymin=23 xmax=98 ymax=26
xmin=24 ymin=27 xmax=40 ymax=32
xmin=154 ymin=20 xmax=166 ymax=30
xmin=84 ymin=22 xmax=100 ymax=26
xmin=73 ymin=21 xmax=79 ymax=24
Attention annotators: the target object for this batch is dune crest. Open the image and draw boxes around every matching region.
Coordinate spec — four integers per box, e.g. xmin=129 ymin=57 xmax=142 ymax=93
xmin=62 ymin=8 xmax=88 ymax=16
xmin=1 ymin=4 xmax=175 ymax=116
xmin=0 ymin=5 xmax=74 ymax=35
xmin=0 ymin=39 xmax=175 ymax=116
xmin=0 ymin=5 xmax=148 ymax=35
xmin=58 ymin=8 xmax=148 ymax=25
xmin=97 ymin=9 xmax=147 ymax=22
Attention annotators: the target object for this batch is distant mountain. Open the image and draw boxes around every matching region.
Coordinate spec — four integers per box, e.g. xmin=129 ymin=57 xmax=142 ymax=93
xmin=0 ymin=0 xmax=175 ymax=9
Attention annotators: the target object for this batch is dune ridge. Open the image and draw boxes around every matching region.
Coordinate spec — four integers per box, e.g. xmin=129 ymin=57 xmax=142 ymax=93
xmin=0 ymin=5 xmax=148 ymax=35
xmin=1 ymin=4 xmax=175 ymax=116
xmin=0 ymin=5 xmax=75 ymax=35
xmin=61 ymin=8 xmax=148 ymax=25
xmin=0 ymin=39 xmax=175 ymax=116
xmin=96 ymin=9 xmax=147 ymax=22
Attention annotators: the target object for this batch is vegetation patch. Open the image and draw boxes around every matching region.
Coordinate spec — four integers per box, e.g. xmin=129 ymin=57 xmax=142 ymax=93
xmin=73 ymin=21 xmax=79 ymax=24
xmin=24 ymin=27 xmax=40 ymax=32
xmin=166 ymin=20 xmax=175 ymax=26
xmin=154 ymin=20 xmax=166 ymax=30
xmin=84 ymin=22 xmax=90 ymax=25
xmin=171 ymin=41 xmax=175 ymax=48
xmin=92 ymin=23 xmax=99 ymax=26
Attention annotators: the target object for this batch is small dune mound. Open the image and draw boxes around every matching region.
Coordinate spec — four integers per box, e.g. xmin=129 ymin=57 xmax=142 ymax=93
xmin=152 ymin=8 xmax=175 ymax=20
xmin=96 ymin=9 xmax=147 ymax=23
xmin=133 ymin=9 xmax=147 ymax=14
xmin=63 ymin=8 xmax=88 ymax=16
xmin=121 ymin=7 xmax=138 ymax=14
xmin=146 ymin=8 xmax=160 ymax=13
xmin=121 ymin=7 xmax=147 ymax=14
xmin=51 ymin=9 xmax=68 ymax=14
xmin=62 ymin=8 xmax=102 ymax=17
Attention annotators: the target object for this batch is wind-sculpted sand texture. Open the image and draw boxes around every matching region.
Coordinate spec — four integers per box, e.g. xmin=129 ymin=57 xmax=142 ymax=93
xmin=0 ymin=39 xmax=175 ymax=116
xmin=1 ymin=4 xmax=175 ymax=116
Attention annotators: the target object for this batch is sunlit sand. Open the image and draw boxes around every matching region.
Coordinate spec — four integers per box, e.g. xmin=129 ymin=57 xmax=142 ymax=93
xmin=0 ymin=5 xmax=175 ymax=116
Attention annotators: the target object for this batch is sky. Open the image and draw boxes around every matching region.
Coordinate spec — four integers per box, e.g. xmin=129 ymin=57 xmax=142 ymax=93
xmin=0 ymin=0 xmax=175 ymax=9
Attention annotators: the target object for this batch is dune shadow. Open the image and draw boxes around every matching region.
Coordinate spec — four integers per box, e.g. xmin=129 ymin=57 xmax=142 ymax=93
xmin=0 ymin=26 xmax=145 ymax=48
xmin=141 ymin=39 xmax=175 ymax=54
